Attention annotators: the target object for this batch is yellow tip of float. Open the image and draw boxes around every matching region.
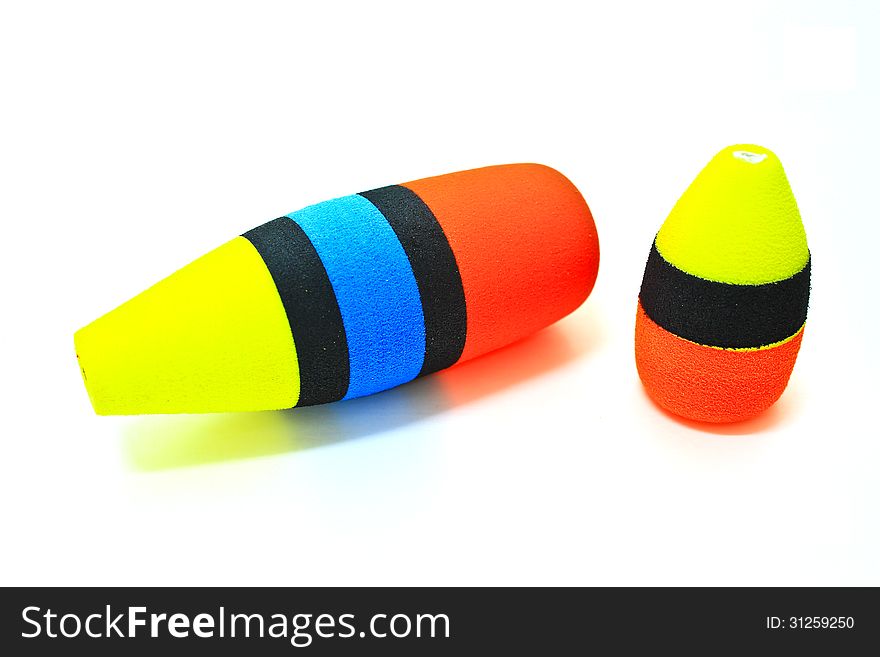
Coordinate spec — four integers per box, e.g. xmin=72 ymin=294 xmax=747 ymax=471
xmin=656 ymin=144 xmax=809 ymax=285
xmin=74 ymin=237 xmax=300 ymax=415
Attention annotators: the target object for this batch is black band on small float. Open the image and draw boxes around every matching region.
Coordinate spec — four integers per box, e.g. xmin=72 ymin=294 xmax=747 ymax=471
xmin=360 ymin=185 xmax=467 ymax=375
xmin=243 ymin=218 xmax=350 ymax=405
xmin=639 ymin=241 xmax=810 ymax=348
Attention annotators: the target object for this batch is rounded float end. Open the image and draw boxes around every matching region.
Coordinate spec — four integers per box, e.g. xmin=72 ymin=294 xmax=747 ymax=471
xmin=635 ymin=303 xmax=802 ymax=423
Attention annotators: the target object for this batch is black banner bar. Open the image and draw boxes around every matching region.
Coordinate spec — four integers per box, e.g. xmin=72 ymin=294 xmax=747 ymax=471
xmin=1 ymin=587 xmax=876 ymax=654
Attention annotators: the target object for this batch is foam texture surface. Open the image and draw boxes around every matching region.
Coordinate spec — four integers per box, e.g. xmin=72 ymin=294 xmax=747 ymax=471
xmin=640 ymin=240 xmax=810 ymax=348
xmin=404 ymin=163 xmax=599 ymax=362
xmin=636 ymin=303 xmax=804 ymax=423
xmin=656 ymin=144 xmax=809 ymax=285
xmin=288 ymin=196 xmax=426 ymax=400
xmin=243 ymin=217 xmax=349 ymax=406
xmin=75 ymin=237 xmax=300 ymax=414
xmin=636 ymin=144 xmax=810 ymax=423
xmin=76 ymin=163 xmax=599 ymax=414
xmin=359 ymin=185 xmax=467 ymax=376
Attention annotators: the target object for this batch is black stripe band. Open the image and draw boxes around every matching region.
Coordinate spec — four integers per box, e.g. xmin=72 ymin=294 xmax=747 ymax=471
xmin=359 ymin=185 xmax=467 ymax=376
xmin=243 ymin=218 xmax=349 ymax=405
xmin=639 ymin=241 xmax=810 ymax=348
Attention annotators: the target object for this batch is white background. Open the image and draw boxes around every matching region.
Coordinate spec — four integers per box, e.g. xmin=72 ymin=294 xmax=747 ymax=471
xmin=1 ymin=1 xmax=877 ymax=586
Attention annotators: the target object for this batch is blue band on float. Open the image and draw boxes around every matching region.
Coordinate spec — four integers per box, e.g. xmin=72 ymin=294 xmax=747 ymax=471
xmin=287 ymin=195 xmax=425 ymax=399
